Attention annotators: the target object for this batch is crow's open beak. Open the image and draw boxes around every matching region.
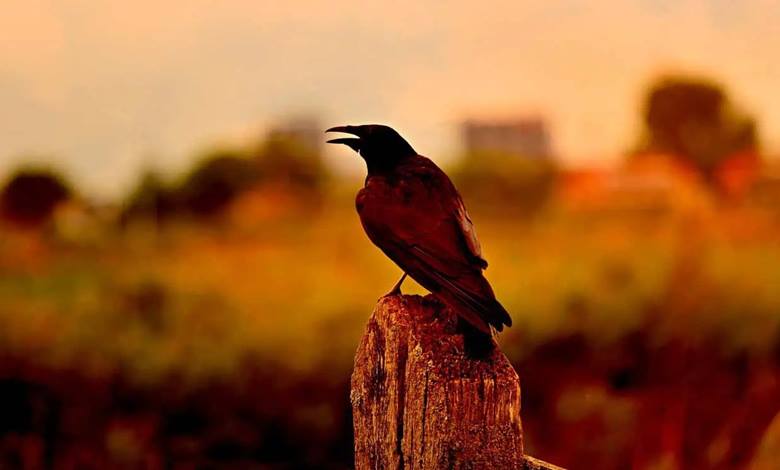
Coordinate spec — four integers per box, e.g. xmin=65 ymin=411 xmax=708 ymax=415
xmin=326 ymin=125 xmax=359 ymax=135
xmin=326 ymin=126 xmax=362 ymax=152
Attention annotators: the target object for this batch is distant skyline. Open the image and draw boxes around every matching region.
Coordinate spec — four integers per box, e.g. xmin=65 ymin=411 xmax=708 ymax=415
xmin=2 ymin=1 xmax=780 ymax=198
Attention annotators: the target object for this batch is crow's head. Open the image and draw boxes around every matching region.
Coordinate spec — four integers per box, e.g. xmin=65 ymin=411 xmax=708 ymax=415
xmin=326 ymin=124 xmax=416 ymax=173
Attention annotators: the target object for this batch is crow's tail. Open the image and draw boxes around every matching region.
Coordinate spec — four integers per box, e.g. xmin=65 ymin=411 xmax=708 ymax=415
xmin=456 ymin=316 xmax=496 ymax=360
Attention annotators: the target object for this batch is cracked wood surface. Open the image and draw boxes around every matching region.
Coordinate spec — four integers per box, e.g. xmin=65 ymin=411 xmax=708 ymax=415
xmin=351 ymin=294 xmax=534 ymax=469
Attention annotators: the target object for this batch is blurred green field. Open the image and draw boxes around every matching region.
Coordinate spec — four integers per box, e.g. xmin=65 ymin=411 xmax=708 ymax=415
xmin=2 ymin=184 xmax=778 ymax=380
xmin=1 ymin=182 xmax=779 ymax=468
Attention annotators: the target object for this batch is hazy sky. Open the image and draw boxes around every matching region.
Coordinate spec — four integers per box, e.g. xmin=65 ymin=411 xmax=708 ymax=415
xmin=2 ymin=1 xmax=780 ymax=198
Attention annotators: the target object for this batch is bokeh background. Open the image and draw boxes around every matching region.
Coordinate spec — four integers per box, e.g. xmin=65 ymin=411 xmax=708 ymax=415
xmin=2 ymin=2 xmax=780 ymax=469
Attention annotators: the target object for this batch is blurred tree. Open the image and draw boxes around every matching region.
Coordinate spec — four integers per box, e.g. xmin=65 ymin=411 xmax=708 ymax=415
xmin=453 ymin=151 xmax=557 ymax=216
xmin=120 ymin=171 xmax=177 ymax=226
xmin=120 ymin=280 xmax=169 ymax=332
xmin=177 ymin=150 xmax=260 ymax=217
xmin=253 ymin=134 xmax=327 ymax=190
xmin=637 ymin=76 xmax=758 ymax=178
xmin=0 ymin=167 xmax=72 ymax=226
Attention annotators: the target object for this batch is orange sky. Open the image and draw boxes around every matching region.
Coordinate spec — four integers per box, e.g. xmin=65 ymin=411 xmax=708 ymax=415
xmin=2 ymin=1 xmax=780 ymax=198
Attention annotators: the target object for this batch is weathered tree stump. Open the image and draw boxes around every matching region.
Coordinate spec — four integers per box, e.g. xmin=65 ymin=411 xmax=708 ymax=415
xmin=351 ymin=294 xmax=562 ymax=470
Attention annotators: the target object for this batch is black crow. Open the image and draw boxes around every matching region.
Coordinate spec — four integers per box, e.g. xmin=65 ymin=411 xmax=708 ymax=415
xmin=326 ymin=124 xmax=512 ymax=337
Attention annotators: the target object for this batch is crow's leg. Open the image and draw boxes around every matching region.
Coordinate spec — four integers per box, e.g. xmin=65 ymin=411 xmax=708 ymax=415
xmin=383 ymin=273 xmax=408 ymax=297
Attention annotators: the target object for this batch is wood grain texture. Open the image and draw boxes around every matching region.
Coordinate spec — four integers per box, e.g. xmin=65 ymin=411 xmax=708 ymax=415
xmin=351 ymin=294 xmax=530 ymax=469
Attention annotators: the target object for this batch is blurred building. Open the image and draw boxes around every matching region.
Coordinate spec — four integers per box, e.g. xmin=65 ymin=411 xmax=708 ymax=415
xmin=258 ymin=116 xmax=328 ymax=192
xmin=267 ymin=117 xmax=323 ymax=157
xmin=462 ymin=117 xmax=552 ymax=158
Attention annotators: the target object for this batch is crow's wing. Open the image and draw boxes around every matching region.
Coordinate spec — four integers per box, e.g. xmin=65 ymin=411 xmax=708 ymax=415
xmin=454 ymin=193 xmax=488 ymax=269
xmin=357 ymin=157 xmax=511 ymax=333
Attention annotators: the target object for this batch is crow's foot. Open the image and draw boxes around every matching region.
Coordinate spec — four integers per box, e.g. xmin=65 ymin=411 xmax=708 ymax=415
xmin=380 ymin=273 xmax=408 ymax=298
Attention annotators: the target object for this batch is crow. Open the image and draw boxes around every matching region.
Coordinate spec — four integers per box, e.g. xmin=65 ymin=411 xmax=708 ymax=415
xmin=326 ymin=124 xmax=512 ymax=341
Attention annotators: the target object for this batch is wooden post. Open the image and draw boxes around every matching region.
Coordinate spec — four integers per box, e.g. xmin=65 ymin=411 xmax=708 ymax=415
xmin=351 ymin=294 xmax=563 ymax=470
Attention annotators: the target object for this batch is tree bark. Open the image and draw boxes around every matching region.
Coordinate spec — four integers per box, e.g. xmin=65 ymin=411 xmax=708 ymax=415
xmin=351 ymin=294 xmax=562 ymax=470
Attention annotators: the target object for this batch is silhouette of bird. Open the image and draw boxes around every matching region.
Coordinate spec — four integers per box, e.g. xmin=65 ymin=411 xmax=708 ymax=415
xmin=326 ymin=124 xmax=512 ymax=338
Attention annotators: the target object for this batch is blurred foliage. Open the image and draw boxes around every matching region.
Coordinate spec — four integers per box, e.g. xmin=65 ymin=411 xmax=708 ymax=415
xmin=177 ymin=150 xmax=260 ymax=218
xmin=0 ymin=167 xmax=72 ymax=227
xmin=120 ymin=171 xmax=178 ymax=226
xmin=252 ymin=134 xmax=327 ymax=190
xmin=452 ymin=151 xmax=557 ymax=215
xmin=120 ymin=134 xmax=327 ymax=225
xmin=637 ymin=76 xmax=758 ymax=178
xmin=1 ymin=187 xmax=778 ymax=467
